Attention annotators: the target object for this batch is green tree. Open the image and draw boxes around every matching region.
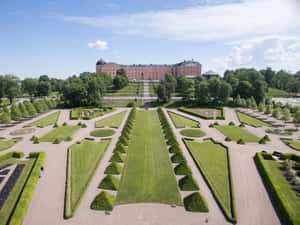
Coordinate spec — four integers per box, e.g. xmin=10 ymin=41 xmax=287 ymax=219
xmin=0 ymin=111 xmax=10 ymax=124
xmin=180 ymin=79 xmax=194 ymax=101
xmin=37 ymin=81 xmax=51 ymax=96
xmin=218 ymin=81 xmax=232 ymax=104
xmin=265 ymin=104 xmax=272 ymax=114
xmin=272 ymin=107 xmax=281 ymax=118
xmin=293 ymin=111 xmax=300 ymax=127
xmin=24 ymin=101 xmax=37 ymax=116
xmin=87 ymin=77 xmax=105 ymax=106
xmin=33 ymin=101 xmax=42 ymax=113
xmin=195 ymin=80 xmax=209 ymax=105
xmin=165 ymin=72 xmax=177 ymax=88
xmin=18 ymin=103 xmax=29 ymax=117
xmin=258 ymin=102 xmax=265 ymax=112
xmin=234 ymin=94 xmax=242 ymax=106
xmin=281 ymin=108 xmax=291 ymax=122
xmin=208 ymin=78 xmax=220 ymax=103
xmin=22 ymin=78 xmax=38 ymax=96
xmin=11 ymin=104 xmax=22 ymax=121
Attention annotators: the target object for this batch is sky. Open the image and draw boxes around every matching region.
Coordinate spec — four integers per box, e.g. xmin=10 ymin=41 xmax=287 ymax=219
xmin=0 ymin=0 xmax=300 ymax=79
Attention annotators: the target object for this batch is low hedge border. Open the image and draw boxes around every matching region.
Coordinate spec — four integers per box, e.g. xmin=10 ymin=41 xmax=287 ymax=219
xmin=280 ymin=138 xmax=300 ymax=152
xmin=178 ymin=107 xmax=225 ymax=120
xmin=182 ymin=137 xmax=237 ymax=223
xmin=254 ymin=152 xmax=298 ymax=225
xmin=8 ymin=152 xmax=46 ymax=225
xmin=64 ymin=139 xmax=111 ymax=219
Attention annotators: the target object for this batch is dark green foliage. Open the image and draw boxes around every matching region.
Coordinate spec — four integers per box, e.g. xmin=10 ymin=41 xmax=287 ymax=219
xmin=259 ymin=138 xmax=267 ymax=144
xmin=109 ymin=152 xmax=125 ymax=163
xmin=169 ymin=145 xmax=181 ymax=153
xmin=18 ymin=103 xmax=29 ymax=117
xmin=229 ymin=121 xmax=235 ymax=126
xmin=209 ymin=123 xmax=214 ymax=128
xmin=174 ymin=162 xmax=192 ymax=175
xmin=179 ymin=175 xmax=200 ymax=191
xmin=33 ymin=137 xmax=40 ymax=144
xmin=237 ymin=139 xmax=245 ymax=144
xmin=261 ymin=152 xmax=274 ymax=160
xmin=98 ymin=175 xmax=120 ymax=190
xmin=65 ymin=136 xmax=73 ymax=141
xmin=114 ymin=143 xmax=127 ymax=153
xmin=53 ymin=138 xmax=61 ymax=144
xmin=263 ymin=135 xmax=271 ymax=141
xmin=81 ymin=123 xmax=87 ymax=128
xmin=63 ymin=122 xmax=68 ymax=126
xmin=90 ymin=191 xmax=115 ymax=211
xmin=184 ymin=192 xmax=209 ymax=212
xmin=11 ymin=104 xmax=22 ymax=121
xmin=118 ymin=136 xmax=128 ymax=146
xmin=171 ymin=152 xmax=186 ymax=163
xmin=225 ymin=136 xmax=232 ymax=142
xmin=104 ymin=162 xmax=122 ymax=175
xmin=0 ymin=111 xmax=11 ymax=124
xmin=239 ymin=123 xmax=245 ymax=127
xmin=24 ymin=101 xmax=37 ymax=116
xmin=53 ymin=123 xmax=58 ymax=128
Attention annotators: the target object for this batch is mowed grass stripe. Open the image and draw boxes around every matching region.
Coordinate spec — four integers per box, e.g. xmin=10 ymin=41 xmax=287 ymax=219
xmin=216 ymin=125 xmax=260 ymax=142
xmin=237 ymin=112 xmax=271 ymax=127
xmin=40 ymin=125 xmax=80 ymax=142
xmin=95 ymin=111 xmax=127 ymax=128
xmin=115 ymin=110 xmax=182 ymax=205
xmin=168 ymin=111 xmax=199 ymax=128
xmin=24 ymin=111 xmax=60 ymax=128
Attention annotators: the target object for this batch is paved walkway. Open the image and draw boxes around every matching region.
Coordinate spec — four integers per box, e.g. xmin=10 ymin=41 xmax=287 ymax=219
xmin=0 ymin=107 xmax=299 ymax=225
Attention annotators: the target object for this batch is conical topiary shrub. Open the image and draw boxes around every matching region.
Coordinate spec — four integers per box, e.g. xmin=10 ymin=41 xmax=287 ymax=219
xmin=174 ymin=162 xmax=192 ymax=175
xmin=184 ymin=192 xmax=209 ymax=212
xmin=179 ymin=175 xmax=200 ymax=191
xmin=98 ymin=175 xmax=120 ymax=190
xmin=90 ymin=191 xmax=115 ymax=211
xmin=104 ymin=162 xmax=122 ymax=175
xmin=109 ymin=152 xmax=125 ymax=163
xmin=237 ymin=139 xmax=245 ymax=144
xmin=169 ymin=145 xmax=181 ymax=154
xmin=114 ymin=143 xmax=127 ymax=153
xmin=171 ymin=152 xmax=186 ymax=163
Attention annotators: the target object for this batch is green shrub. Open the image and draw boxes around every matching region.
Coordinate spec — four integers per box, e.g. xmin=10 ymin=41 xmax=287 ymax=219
xmin=225 ymin=136 xmax=232 ymax=142
xmin=53 ymin=123 xmax=58 ymax=128
xmin=12 ymin=151 xmax=24 ymax=158
xmin=33 ymin=138 xmax=40 ymax=144
xmin=63 ymin=122 xmax=68 ymax=126
xmin=174 ymin=162 xmax=192 ymax=175
xmin=65 ymin=136 xmax=73 ymax=142
xmin=114 ymin=143 xmax=127 ymax=153
xmin=229 ymin=121 xmax=235 ymax=126
xmin=263 ymin=135 xmax=271 ymax=141
xmin=184 ymin=192 xmax=209 ymax=212
xmin=11 ymin=104 xmax=22 ymax=121
xmin=167 ymin=137 xmax=178 ymax=146
xmin=214 ymin=122 xmax=219 ymax=125
xmin=30 ymin=135 xmax=37 ymax=141
xmin=179 ymin=175 xmax=200 ymax=191
xmin=261 ymin=152 xmax=274 ymax=160
xmin=81 ymin=123 xmax=87 ymax=128
xmin=171 ymin=152 xmax=186 ymax=163
xmin=169 ymin=145 xmax=181 ymax=153
xmin=104 ymin=162 xmax=122 ymax=175
xmin=118 ymin=136 xmax=128 ymax=146
xmin=77 ymin=122 xmax=82 ymax=126
xmin=237 ymin=139 xmax=245 ymax=144
xmin=53 ymin=138 xmax=61 ymax=144
xmin=259 ymin=138 xmax=267 ymax=144
xmin=266 ymin=129 xmax=274 ymax=134
xmin=209 ymin=123 xmax=214 ymax=128
xmin=109 ymin=152 xmax=125 ymax=163
xmin=98 ymin=175 xmax=120 ymax=190
xmin=239 ymin=123 xmax=245 ymax=127
xmin=90 ymin=191 xmax=115 ymax=211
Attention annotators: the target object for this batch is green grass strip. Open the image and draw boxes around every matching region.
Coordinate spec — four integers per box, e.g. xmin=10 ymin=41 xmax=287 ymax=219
xmin=180 ymin=129 xmax=205 ymax=137
xmin=115 ymin=110 xmax=182 ymax=205
xmin=95 ymin=111 xmax=127 ymax=128
xmin=237 ymin=112 xmax=271 ymax=127
xmin=40 ymin=125 xmax=80 ymax=142
xmin=0 ymin=137 xmax=22 ymax=152
xmin=168 ymin=111 xmax=199 ymax=128
xmin=216 ymin=125 xmax=260 ymax=142
xmin=24 ymin=111 xmax=60 ymax=128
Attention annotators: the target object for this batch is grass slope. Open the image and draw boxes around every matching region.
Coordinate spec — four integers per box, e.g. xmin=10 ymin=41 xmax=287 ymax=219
xmin=0 ymin=138 xmax=22 ymax=152
xmin=90 ymin=129 xmax=115 ymax=137
xmin=168 ymin=111 xmax=199 ymax=128
xmin=105 ymin=82 xmax=143 ymax=97
xmin=0 ymin=158 xmax=35 ymax=225
xmin=116 ymin=110 xmax=182 ymax=205
xmin=24 ymin=111 xmax=60 ymax=128
xmin=68 ymin=139 xmax=111 ymax=213
xmin=40 ymin=125 xmax=80 ymax=142
xmin=216 ymin=125 xmax=260 ymax=142
xmin=237 ymin=112 xmax=271 ymax=127
xmin=95 ymin=111 xmax=127 ymax=128
xmin=185 ymin=139 xmax=234 ymax=219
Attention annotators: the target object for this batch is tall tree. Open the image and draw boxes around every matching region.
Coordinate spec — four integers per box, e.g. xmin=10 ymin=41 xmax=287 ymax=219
xmin=22 ymin=78 xmax=38 ymax=96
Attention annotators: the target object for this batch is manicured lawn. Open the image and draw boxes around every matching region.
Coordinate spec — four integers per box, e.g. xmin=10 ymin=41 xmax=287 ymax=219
xmin=105 ymin=82 xmax=144 ymax=97
xmin=216 ymin=125 xmax=260 ymax=142
xmin=149 ymin=82 xmax=158 ymax=97
xmin=67 ymin=139 xmax=111 ymax=215
xmin=0 ymin=158 xmax=35 ymax=225
xmin=24 ymin=111 xmax=60 ymax=128
xmin=90 ymin=129 xmax=116 ymax=137
xmin=102 ymin=100 xmax=143 ymax=107
xmin=185 ymin=139 xmax=235 ymax=221
xmin=115 ymin=110 xmax=182 ymax=205
xmin=258 ymin=156 xmax=300 ymax=225
xmin=285 ymin=139 xmax=300 ymax=151
xmin=71 ymin=107 xmax=115 ymax=120
xmin=180 ymin=129 xmax=205 ymax=137
xmin=237 ymin=112 xmax=271 ymax=127
xmin=168 ymin=111 xmax=199 ymax=128
xmin=0 ymin=137 xmax=22 ymax=151
xmin=95 ymin=111 xmax=127 ymax=128
xmin=40 ymin=125 xmax=80 ymax=142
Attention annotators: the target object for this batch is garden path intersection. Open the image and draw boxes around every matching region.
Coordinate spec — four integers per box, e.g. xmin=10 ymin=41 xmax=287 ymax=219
xmin=0 ymin=107 xmax=298 ymax=225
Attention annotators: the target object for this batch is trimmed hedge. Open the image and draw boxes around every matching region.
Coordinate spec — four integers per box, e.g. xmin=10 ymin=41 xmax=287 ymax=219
xmin=254 ymin=152 xmax=297 ymax=225
xmin=184 ymin=192 xmax=209 ymax=212
xmin=109 ymin=152 xmax=125 ymax=163
xmin=174 ymin=162 xmax=192 ymax=175
xmin=179 ymin=175 xmax=200 ymax=191
xmin=104 ymin=162 xmax=122 ymax=175
xmin=98 ymin=175 xmax=120 ymax=190
xmin=171 ymin=152 xmax=186 ymax=163
xmin=90 ymin=191 xmax=115 ymax=211
xmin=8 ymin=152 xmax=46 ymax=225
xmin=114 ymin=143 xmax=127 ymax=153
xmin=0 ymin=151 xmax=24 ymax=164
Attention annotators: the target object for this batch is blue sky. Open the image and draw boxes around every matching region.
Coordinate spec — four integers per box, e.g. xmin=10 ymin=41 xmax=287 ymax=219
xmin=0 ymin=0 xmax=300 ymax=79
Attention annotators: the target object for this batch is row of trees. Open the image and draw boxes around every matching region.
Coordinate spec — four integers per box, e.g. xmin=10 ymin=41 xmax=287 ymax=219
xmin=0 ymin=99 xmax=57 ymax=124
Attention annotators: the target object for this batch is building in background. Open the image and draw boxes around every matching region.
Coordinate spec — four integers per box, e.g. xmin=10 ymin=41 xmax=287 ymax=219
xmin=96 ymin=59 xmax=202 ymax=80
xmin=202 ymin=70 xmax=220 ymax=79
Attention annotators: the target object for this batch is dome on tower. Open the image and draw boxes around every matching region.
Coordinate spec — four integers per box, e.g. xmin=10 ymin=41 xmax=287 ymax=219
xmin=96 ymin=58 xmax=106 ymax=65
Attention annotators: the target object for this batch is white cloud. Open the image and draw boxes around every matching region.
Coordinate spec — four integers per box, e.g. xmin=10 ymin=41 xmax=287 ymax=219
xmin=87 ymin=40 xmax=108 ymax=50
xmin=63 ymin=0 xmax=300 ymax=41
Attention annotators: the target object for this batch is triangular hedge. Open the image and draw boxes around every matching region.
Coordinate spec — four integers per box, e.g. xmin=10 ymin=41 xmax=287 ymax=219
xmin=109 ymin=152 xmax=125 ymax=163
xmin=179 ymin=175 xmax=200 ymax=191
xmin=184 ymin=192 xmax=209 ymax=212
xmin=174 ymin=162 xmax=192 ymax=175
xmin=98 ymin=175 xmax=120 ymax=190
xmin=104 ymin=162 xmax=122 ymax=175
xmin=90 ymin=191 xmax=115 ymax=211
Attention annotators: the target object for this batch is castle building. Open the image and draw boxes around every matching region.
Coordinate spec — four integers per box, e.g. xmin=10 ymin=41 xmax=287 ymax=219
xmin=96 ymin=59 xmax=202 ymax=80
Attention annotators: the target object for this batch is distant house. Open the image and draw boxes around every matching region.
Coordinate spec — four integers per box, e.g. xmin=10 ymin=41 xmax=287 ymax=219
xmin=203 ymin=70 xmax=220 ymax=79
